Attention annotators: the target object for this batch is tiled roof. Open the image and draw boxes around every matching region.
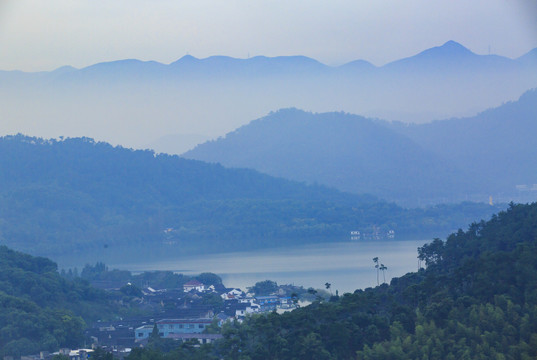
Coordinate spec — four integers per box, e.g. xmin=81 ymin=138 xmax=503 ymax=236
xmin=167 ymin=333 xmax=223 ymax=340
xmin=157 ymin=318 xmax=213 ymax=324
xmin=184 ymin=280 xmax=204 ymax=286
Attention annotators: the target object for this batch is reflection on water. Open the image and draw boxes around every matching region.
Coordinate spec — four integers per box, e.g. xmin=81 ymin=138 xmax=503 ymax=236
xmin=111 ymin=240 xmax=427 ymax=294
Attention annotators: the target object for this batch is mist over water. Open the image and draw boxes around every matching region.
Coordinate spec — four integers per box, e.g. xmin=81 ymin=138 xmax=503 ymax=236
xmin=110 ymin=240 xmax=426 ymax=294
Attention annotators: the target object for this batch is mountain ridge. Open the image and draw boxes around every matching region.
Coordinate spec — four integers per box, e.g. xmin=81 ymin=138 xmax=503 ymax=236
xmin=0 ymin=134 xmax=503 ymax=264
xmin=382 ymin=40 xmax=515 ymax=73
xmin=390 ymin=88 xmax=537 ymax=191
xmin=1 ymin=40 xmax=535 ymax=148
xmin=4 ymin=40 xmax=534 ymax=75
xmin=184 ymin=89 xmax=537 ymax=205
xmin=183 ymin=108 xmax=470 ymax=204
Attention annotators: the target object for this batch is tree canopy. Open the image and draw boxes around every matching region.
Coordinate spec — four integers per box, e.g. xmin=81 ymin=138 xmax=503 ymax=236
xmin=0 ymin=135 xmax=502 ymax=264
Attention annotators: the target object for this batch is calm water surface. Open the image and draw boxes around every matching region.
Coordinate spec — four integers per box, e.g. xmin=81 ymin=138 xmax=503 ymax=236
xmin=111 ymin=240 xmax=427 ymax=294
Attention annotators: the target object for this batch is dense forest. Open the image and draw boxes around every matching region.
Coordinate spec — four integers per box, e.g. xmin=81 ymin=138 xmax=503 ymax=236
xmin=128 ymin=202 xmax=537 ymax=359
xmin=0 ymin=135 xmax=502 ymax=265
xmin=0 ymin=246 xmax=112 ymax=357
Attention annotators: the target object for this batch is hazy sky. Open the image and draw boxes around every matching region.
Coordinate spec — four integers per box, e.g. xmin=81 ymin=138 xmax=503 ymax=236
xmin=1 ymin=0 xmax=536 ymax=72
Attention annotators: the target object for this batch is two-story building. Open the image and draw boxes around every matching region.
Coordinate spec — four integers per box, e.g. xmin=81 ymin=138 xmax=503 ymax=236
xmin=255 ymin=295 xmax=279 ymax=311
xmin=135 ymin=318 xmax=213 ymax=341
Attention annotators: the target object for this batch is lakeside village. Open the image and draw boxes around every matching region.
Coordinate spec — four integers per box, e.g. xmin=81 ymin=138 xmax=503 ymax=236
xmin=11 ymin=227 xmax=396 ymax=360
xmin=15 ymin=272 xmax=326 ymax=360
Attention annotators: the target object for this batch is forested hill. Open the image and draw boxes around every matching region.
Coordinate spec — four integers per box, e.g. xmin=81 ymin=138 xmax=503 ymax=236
xmin=0 ymin=135 xmax=365 ymax=204
xmin=183 ymin=108 xmax=471 ymax=204
xmin=184 ymin=89 xmax=537 ymax=205
xmin=0 ymin=246 xmax=111 ymax=357
xmin=0 ymin=135 xmax=503 ymax=264
xmin=390 ymin=88 xmax=537 ymax=194
xmin=139 ymin=202 xmax=537 ymax=360
xmin=358 ymin=202 xmax=537 ymax=358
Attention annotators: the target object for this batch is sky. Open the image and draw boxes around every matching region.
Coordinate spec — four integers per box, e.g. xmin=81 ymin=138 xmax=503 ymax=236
xmin=1 ymin=0 xmax=536 ymax=72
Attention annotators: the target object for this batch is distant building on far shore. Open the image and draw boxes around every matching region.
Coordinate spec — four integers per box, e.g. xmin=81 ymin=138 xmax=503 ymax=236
xmin=183 ymin=280 xmax=205 ymax=292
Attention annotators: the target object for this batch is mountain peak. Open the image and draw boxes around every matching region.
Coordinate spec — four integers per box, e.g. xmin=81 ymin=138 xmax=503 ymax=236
xmin=181 ymin=54 xmax=198 ymax=60
xmin=441 ymin=40 xmax=467 ymax=49
xmin=427 ymin=40 xmax=474 ymax=57
xmin=170 ymin=54 xmax=200 ymax=66
xmin=382 ymin=40 xmax=477 ymax=71
xmin=51 ymin=65 xmax=77 ymax=74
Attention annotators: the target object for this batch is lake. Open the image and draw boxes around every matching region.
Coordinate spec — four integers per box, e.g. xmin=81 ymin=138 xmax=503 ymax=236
xmin=111 ymin=239 xmax=428 ymax=294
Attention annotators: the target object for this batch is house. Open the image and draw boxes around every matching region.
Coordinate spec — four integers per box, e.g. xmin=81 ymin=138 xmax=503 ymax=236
xmin=135 ymin=318 xmax=213 ymax=341
xmin=255 ymin=295 xmax=279 ymax=311
xmin=220 ymin=288 xmax=244 ymax=300
xmin=216 ymin=312 xmax=233 ymax=326
xmin=279 ymin=296 xmax=293 ymax=309
xmin=136 ymin=333 xmax=223 ymax=347
xmin=233 ymin=303 xmax=260 ymax=318
xmin=160 ymin=305 xmax=214 ymax=320
xmin=223 ymin=299 xmax=260 ymax=319
xmin=134 ymin=325 xmax=155 ymax=342
xmin=86 ymin=322 xmax=136 ymax=348
xmin=50 ymin=349 xmax=94 ymax=360
xmin=183 ymin=280 xmax=205 ymax=293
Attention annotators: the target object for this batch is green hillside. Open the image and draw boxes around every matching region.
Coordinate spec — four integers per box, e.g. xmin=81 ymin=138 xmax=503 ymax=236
xmin=129 ymin=202 xmax=537 ymax=359
xmin=2 ymin=200 xmax=536 ymax=359
xmin=0 ymin=246 xmax=112 ymax=357
xmin=0 ymin=135 xmax=501 ymax=265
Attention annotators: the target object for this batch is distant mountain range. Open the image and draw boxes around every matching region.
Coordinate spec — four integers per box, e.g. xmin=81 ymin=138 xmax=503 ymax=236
xmin=4 ymin=41 xmax=533 ymax=82
xmin=0 ymin=135 xmax=502 ymax=265
xmin=1 ymin=41 xmax=535 ymax=150
xmin=184 ymin=89 xmax=537 ymax=206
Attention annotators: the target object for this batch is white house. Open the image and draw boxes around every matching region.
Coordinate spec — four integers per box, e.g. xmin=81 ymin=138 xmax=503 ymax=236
xmin=221 ymin=288 xmax=244 ymax=300
xmin=183 ymin=280 xmax=205 ymax=293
